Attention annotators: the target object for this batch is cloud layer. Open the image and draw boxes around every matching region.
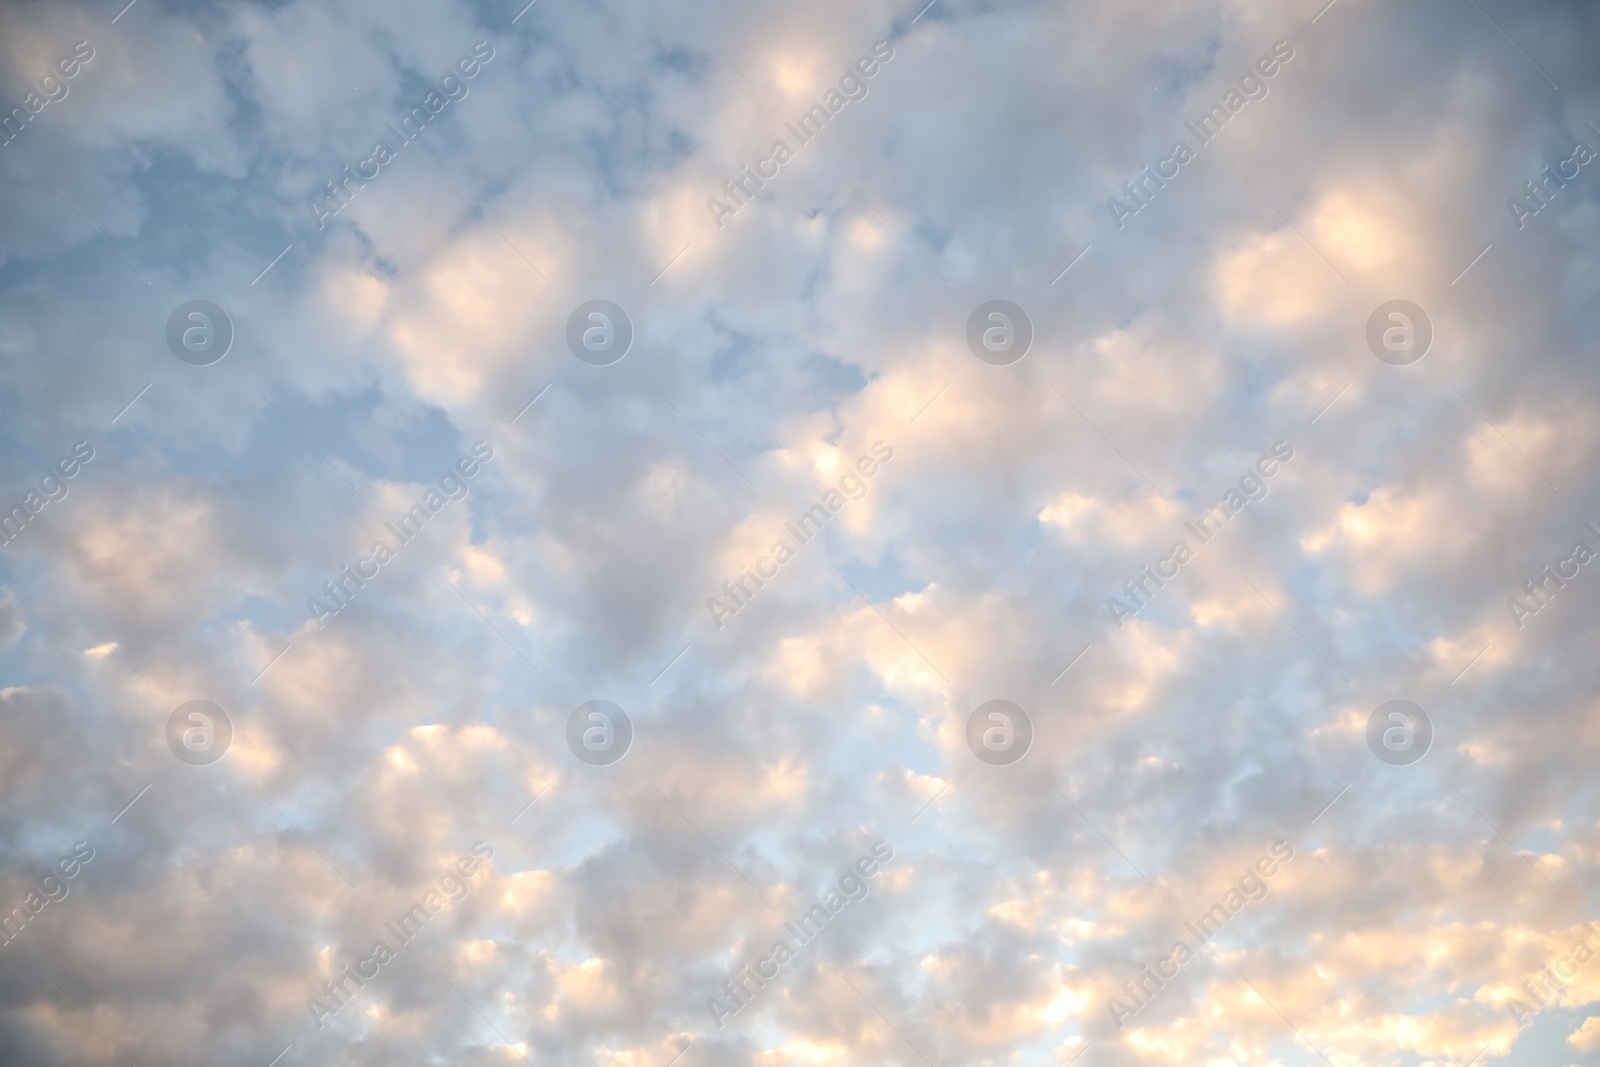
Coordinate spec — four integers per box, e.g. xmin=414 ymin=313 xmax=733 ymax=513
xmin=2 ymin=0 xmax=1600 ymax=1065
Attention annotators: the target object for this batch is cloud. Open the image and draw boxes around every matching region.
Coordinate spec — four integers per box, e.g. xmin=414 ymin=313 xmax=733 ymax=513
xmin=1 ymin=0 xmax=1599 ymax=1065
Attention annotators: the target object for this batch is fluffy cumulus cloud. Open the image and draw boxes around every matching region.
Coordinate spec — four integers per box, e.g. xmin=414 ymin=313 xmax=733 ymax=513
xmin=2 ymin=0 xmax=1600 ymax=1064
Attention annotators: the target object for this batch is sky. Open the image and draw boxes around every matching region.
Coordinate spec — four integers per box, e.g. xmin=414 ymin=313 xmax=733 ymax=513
xmin=1 ymin=0 xmax=1600 ymax=1065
